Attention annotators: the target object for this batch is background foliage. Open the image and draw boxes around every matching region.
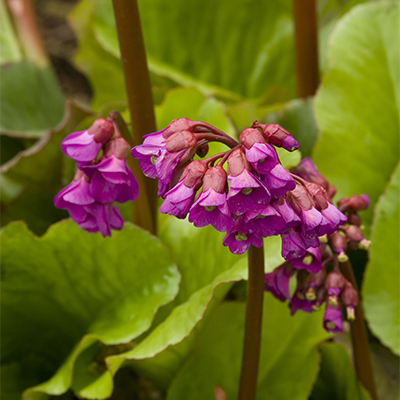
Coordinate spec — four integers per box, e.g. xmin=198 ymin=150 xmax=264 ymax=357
xmin=1 ymin=0 xmax=398 ymax=399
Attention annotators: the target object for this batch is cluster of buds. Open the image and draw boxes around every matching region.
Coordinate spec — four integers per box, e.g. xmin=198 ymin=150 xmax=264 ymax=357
xmin=54 ymin=116 xmax=139 ymax=237
xmin=131 ymin=118 xmax=348 ymax=258
xmin=264 ymin=158 xmax=369 ymax=332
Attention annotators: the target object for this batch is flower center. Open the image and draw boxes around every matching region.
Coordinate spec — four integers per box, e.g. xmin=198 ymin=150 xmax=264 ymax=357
xmin=205 ymin=206 xmax=216 ymax=212
xmin=306 ymin=288 xmax=316 ymax=301
xmin=302 ymin=254 xmax=313 ymax=265
xmin=241 ymin=188 xmax=253 ymax=195
xmin=150 ymin=155 xmax=157 ymax=165
xmin=235 ymin=232 xmax=247 ymax=241
xmin=328 ymin=295 xmax=338 ymax=306
xmin=326 ymin=321 xmax=336 ymax=330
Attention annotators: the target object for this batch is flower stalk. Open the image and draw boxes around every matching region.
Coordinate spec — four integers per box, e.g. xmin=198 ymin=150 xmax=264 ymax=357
xmin=292 ymin=0 xmax=319 ymax=97
xmin=238 ymin=244 xmax=265 ymax=400
xmin=112 ymin=0 xmax=158 ymax=234
xmin=340 ymin=260 xmax=378 ymax=400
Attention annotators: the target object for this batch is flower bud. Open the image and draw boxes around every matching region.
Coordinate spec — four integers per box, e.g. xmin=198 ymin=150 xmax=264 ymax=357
xmin=287 ymin=185 xmax=314 ymax=213
xmin=162 ymin=118 xmax=200 ymax=138
xmin=325 ymin=271 xmax=345 ymax=292
xmin=227 ymin=148 xmax=247 ymax=177
xmin=196 ymin=142 xmax=209 ymax=158
xmin=341 ymin=281 xmax=358 ymax=307
xmin=304 ymin=182 xmax=329 ymax=210
xmin=182 ymin=161 xmax=208 ymax=188
xmin=348 ymin=213 xmax=362 ymax=226
xmin=104 ymin=137 xmax=131 ymax=159
xmin=88 ymin=118 xmax=114 ymax=143
xmin=202 ymin=166 xmax=227 ymax=193
xmin=239 ymin=128 xmax=265 ymax=149
xmin=330 ymin=231 xmax=347 ymax=253
xmin=255 ymin=123 xmax=299 ymax=151
xmin=344 ymin=225 xmax=364 ymax=242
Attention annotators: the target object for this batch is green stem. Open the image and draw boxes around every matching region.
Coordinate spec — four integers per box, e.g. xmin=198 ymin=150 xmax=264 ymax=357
xmin=112 ymin=0 xmax=158 ymax=234
xmin=238 ymin=244 xmax=265 ymax=400
xmin=340 ymin=260 xmax=378 ymax=400
xmin=292 ymin=0 xmax=319 ymax=97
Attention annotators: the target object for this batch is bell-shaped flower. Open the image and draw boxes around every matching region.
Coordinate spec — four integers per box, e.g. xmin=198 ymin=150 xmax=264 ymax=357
xmin=226 ymin=148 xmax=271 ymax=215
xmin=245 ymin=204 xmax=286 ymax=237
xmin=287 ymin=246 xmax=322 ymax=274
xmin=240 ymin=128 xmax=277 ymax=174
xmin=159 ymin=161 xmax=207 ymax=219
xmin=254 ymin=123 xmax=299 ymax=152
xmin=61 ymin=118 xmax=114 ymax=163
xmin=264 ymin=264 xmax=294 ymax=302
xmin=84 ymin=138 xmax=139 ymax=204
xmin=188 ymin=166 xmax=234 ymax=232
xmin=261 ymin=163 xmax=296 ymax=198
xmin=223 ymin=215 xmax=262 ymax=255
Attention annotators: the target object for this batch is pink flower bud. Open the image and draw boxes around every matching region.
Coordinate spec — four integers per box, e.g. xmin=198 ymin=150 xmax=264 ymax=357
xmin=87 ymin=118 xmax=114 ymax=143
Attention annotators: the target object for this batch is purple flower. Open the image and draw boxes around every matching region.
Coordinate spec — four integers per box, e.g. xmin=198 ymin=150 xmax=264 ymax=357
xmin=188 ymin=166 xmax=234 ymax=232
xmin=54 ymin=169 xmax=124 ymax=237
xmin=245 ymin=204 xmax=286 ymax=237
xmin=159 ymin=161 xmax=207 ymax=219
xmin=271 ymin=197 xmax=301 ymax=230
xmin=78 ymin=203 xmax=124 ymax=237
xmin=240 ymin=128 xmax=277 ymax=174
xmin=61 ymin=118 xmax=114 ymax=163
xmin=290 ymin=287 xmax=314 ymax=315
xmin=261 ymin=163 xmax=296 ymax=198
xmin=264 ymin=264 xmax=294 ymax=301
xmin=323 ymin=304 xmax=343 ymax=332
xmin=317 ymin=202 xmax=347 ymax=236
xmin=222 ymin=216 xmax=262 ymax=255
xmin=226 ymin=149 xmax=271 ymax=215
xmin=83 ymin=138 xmax=139 ymax=204
xmin=281 ymin=228 xmax=308 ymax=260
xmin=131 ymin=129 xmax=166 ymax=179
xmin=287 ymin=246 xmax=322 ymax=274
xmin=291 ymin=158 xmax=329 ymax=190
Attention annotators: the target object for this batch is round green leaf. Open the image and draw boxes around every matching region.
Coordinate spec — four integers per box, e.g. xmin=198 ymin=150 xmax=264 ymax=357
xmin=0 ymin=220 xmax=179 ymax=398
xmin=363 ymin=163 xmax=400 ymax=355
xmin=0 ymin=62 xmax=65 ymax=137
xmin=167 ymin=299 xmax=330 ymax=400
xmin=311 ymin=343 xmax=372 ymax=400
xmin=313 ymin=2 xmax=399 ymax=232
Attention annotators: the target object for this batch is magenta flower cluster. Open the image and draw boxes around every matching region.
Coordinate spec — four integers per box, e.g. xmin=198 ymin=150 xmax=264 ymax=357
xmin=264 ymin=159 xmax=370 ymax=332
xmin=131 ymin=118 xmax=346 ymax=258
xmin=54 ymin=117 xmax=139 ymax=237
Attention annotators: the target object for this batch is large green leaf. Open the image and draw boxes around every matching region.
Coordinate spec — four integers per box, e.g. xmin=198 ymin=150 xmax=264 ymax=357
xmin=0 ymin=0 xmax=23 ymax=64
xmin=310 ymin=343 xmax=371 ymax=400
xmin=167 ymin=300 xmax=330 ymax=400
xmin=71 ymin=0 xmax=296 ymax=103
xmin=0 ymin=220 xmax=180 ymax=399
xmin=313 ymin=2 xmax=399 ymax=233
xmin=0 ymin=62 xmax=65 ymax=137
xmin=363 ymin=163 xmax=400 ymax=355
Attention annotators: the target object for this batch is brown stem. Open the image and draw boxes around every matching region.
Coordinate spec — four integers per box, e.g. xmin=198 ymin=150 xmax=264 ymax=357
xmin=238 ymin=244 xmax=265 ymax=400
xmin=194 ymin=133 xmax=239 ymax=149
xmin=112 ymin=0 xmax=157 ymax=234
xmin=7 ymin=0 xmax=49 ymax=66
xmin=292 ymin=0 xmax=319 ymax=97
xmin=340 ymin=260 xmax=378 ymax=400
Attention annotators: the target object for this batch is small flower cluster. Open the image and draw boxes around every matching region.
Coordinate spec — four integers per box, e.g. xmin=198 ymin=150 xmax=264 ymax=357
xmin=264 ymin=158 xmax=370 ymax=332
xmin=55 ymin=117 xmax=139 ymax=237
xmin=131 ymin=118 xmax=347 ymax=258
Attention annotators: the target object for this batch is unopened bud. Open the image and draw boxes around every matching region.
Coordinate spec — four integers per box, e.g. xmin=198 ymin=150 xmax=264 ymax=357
xmin=196 ymin=142 xmax=209 ymax=158
xmin=348 ymin=213 xmax=362 ymax=226
xmin=202 ymin=166 xmax=227 ymax=193
xmin=239 ymin=128 xmax=265 ymax=149
xmin=104 ymin=137 xmax=130 ymax=159
xmin=341 ymin=281 xmax=358 ymax=307
xmin=182 ymin=161 xmax=207 ymax=188
xmin=344 ymin=225 xmax=364 ymax=242
xmin=88 ymin=118 xmax=114 ymax=143
xmin=325 ymin=271 xmax=345 ymax=291
xmin=330 ymin=231 xmax=347 ymax=253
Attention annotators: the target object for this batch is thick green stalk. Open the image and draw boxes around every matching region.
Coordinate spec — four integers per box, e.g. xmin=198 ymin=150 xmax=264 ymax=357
xmin=112 ymin=0 xmax=157 ymax=234
xmin=340 ymin=261 xmax=378 ymax=400
xmin=238 ymin=244 xmax=265 ymax=400
xmin=292 ymin=0 xmax=319 ymax=97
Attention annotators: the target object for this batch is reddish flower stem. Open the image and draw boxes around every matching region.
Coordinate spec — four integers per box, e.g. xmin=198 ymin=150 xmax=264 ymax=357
xmin=194 ymin=133 xmax=239 ymax=149
xmin=340 ymin=260 xmax=378 ymax=400
xmin=238 ymin=244 xmax=265 ymax=400
xmin=292 ymin=0 xmax=319 ymax=97
xmin=112 ymin=0 xmax=157 ymax=234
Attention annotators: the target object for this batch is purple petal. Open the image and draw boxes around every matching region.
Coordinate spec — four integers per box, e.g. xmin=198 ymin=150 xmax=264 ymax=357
xmin=261 ymin=163 xmax=296 ymax=198
xmin=245 ymin=142 xmax=277 ymax=174
xmin=61 ymin=130 xmax=102 ymax=162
